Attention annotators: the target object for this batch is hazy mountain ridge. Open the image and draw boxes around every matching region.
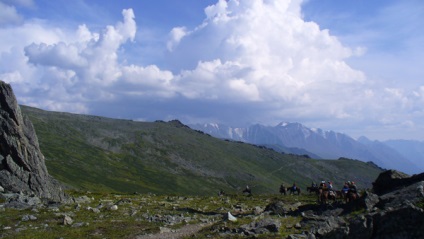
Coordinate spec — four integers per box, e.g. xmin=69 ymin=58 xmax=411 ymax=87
xmin=190 ymin=122 xmax=424 ymax=175
xmin=383 ymin=139 xmax=424 ymax=171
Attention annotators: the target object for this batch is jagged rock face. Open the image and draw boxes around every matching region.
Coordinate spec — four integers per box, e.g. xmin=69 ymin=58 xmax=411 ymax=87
xmin=300 ymin=170 xmax=424 ymax=239
xmin=373 ymin=169 xmax=424 ymax=195
xmin=0 ymin=80 xmax=66 ymax=202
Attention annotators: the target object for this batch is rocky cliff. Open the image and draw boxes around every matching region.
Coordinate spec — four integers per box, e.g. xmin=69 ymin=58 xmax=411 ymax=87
xmin=0 ymin=80 xmax=66 ymax=202
xmin=296 ymin=170 xmax=424 ymax=239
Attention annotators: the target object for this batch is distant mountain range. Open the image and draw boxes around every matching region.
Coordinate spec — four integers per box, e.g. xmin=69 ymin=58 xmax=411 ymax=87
xmin=189 ymin=122 xmax=424 ymax=175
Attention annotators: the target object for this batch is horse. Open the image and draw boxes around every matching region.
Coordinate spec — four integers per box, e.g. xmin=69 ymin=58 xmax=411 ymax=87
xmin=341 ymin=189 xmax=349 ymax=202
xmin=318 ymin=188 xmax=328 ymax=204
xmin=345 ymin=191 xmax=359 ymax=203
xmin=334 ymin=190 xmax=343 ymax=202
xmin=307 ymin=186 xmax=319 ymax=195
xmin=279 ymin=185 xmax=287 ymax=195
xmin=242 ymin=187 xmax=252 ymax=196
xmin=327 ymin=190 xmax=337 ymax=203
xmin=318 ymin=189 xmax=336 ymax=204
xmin=288 ymin=186 xmax=301 ymax=195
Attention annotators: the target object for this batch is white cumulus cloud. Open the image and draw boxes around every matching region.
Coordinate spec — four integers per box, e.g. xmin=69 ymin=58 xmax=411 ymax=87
xmin=1 ymin=0 xmax=423 ymax=140
xmin=167 ymin=0 xmax=366 ymax=122
xmin=0 ymin=2 xmax=22 ymax=25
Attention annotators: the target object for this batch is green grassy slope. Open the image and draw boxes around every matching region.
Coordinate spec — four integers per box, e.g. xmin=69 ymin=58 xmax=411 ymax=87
xmin=21 ymin=106 xmax=382 ymax=195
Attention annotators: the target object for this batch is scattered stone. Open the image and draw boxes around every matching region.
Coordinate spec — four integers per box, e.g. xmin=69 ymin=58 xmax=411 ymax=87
xmin=15 ymin=227 xmax=27 ymax=232
xmin=116 ymin=198 xmax=132 ymax=205
xmin=159 ymin=227 xmax=172 ymax=233
xmin=2 ymin=193 xmax=42 ymax=209
xmin=227 ymin=212 xmax=237 ymax=222
xmin=63 ymin=215 xmax=73 ymax=225
xmin=87 ymin=206 xmax=101 ymax=213
xmin=253 ymin=206 xmax=264 ymax=215
xmin=287 ymin=234 xmax=307 ymax=239
xmin=200 ymin=218 xmax=210 ymax=223
xmin=74 ymin=195 xmax=91 ymax=204
xmin=109 ymin=205 xmax=118 ymax=211
xmin=92 ymin=208 xmax=101 ymax=213
xmin=49 ymin=207 xmax=60 ymax=212
xmin=265 ymin=200 xmax=287 ymax=215
xmin=72 ymin=222 xmax=87 ymax=228
xmin=130 ymin=209 xmax=138 ymax=217
xmin=240 ymin=217 xmax=281 ymax=234
xmin=21 ymin=214 xmax=37 ymax=221
xmin=0 ymin=185 xmax=4 ymax=193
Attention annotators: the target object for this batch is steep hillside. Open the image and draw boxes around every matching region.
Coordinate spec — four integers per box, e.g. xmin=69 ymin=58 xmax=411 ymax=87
xmin=21 ymin=106 xmax=382 ymax=195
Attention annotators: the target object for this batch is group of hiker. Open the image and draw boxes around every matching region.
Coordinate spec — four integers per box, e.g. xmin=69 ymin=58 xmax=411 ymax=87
xmin=312 ymin=180 xmax=359 ymax=197
xmin=220 ymin=180 xmax=360 ymax=199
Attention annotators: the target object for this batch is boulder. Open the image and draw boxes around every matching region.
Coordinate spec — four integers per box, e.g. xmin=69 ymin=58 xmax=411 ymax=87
xmin=63 ymin=215 xmax=73 ymax=225
xmin=240 ymin=218 xmax=281 ymax=234
xmin=347 ymin=215 xmax=374 ymax=239
xmin=109 ymin=205 xmax=118 ymax=211
xmin=377 ymin=181 xmax=424 ymax=209
xmin=265 ymin=200 xmax=288 ymax=215
xmin=372 ymin=170 xmax=424 ymax=195
xmin=0 ymin=80 xmax=67 ymax=202
xmin=371 ymin=205 xmax=424 ymax=238
xmin=358 ymin=190 xmax=380 ymax=212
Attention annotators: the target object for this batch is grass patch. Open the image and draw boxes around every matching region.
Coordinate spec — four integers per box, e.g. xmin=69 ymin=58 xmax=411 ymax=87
xmin=416 ymin=198 xmax=424 ymax=209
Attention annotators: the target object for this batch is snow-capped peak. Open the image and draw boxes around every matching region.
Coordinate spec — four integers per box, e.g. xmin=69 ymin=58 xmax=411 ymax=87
xmin=279 ymin=122 xmax=289 ymax=127
xmin=204 ymin=123 xmax=220 ymax=130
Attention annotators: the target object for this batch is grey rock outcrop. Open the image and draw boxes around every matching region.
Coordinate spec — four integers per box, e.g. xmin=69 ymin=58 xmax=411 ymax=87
xmin=372 ymin=169 xmax=424 ymax=195
xmin=240 ymin=218 xmax=281 ymax=234
xmin=0 ymin=80 xmax=67 ymax=202
xmin=299 ymin=170 xmax=424 ymax=239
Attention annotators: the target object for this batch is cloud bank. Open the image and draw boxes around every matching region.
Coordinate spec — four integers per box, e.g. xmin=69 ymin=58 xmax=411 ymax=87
xmin=0 ymin=0 xmax=423 ymax=140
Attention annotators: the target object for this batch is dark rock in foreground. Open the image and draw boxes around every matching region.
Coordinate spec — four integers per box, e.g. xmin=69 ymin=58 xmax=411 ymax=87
xmin=0 ymin=80 xmax=67 ymax=203
xmin=297 ymin=170 xmax=424 ymax=239
xmin=372 ymin=169 xmax=424 ymax=195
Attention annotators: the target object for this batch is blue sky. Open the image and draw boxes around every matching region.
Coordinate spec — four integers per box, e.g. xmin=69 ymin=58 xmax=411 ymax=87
xmin=1 ymin=0 xmax=423 ymax=141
